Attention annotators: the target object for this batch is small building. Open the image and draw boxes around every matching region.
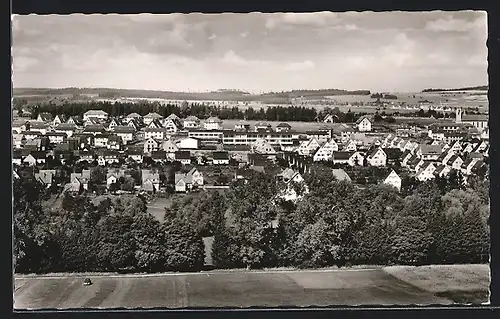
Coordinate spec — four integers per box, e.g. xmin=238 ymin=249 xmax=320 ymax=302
xmin=204 ymin=117 xmax=223 ymax=130
xmin=416 ymin=162 xmax=437 ymax=181
xmin=143 ymin=138 xmax=161 ymax=154
xmin=176 ymin=137 xmax=199 ymax=150
xmin=113 ymin=126 xmax=135 ymax=144
xmin=37 ymin=112 xmax=53 ymax=123
xmin=124 ymin=112 xmax=142 ymax=123
xmin=141 ymin=169 xmax=160 ymax=192
xmin=276 ymin=122 xmax=292 ymax=133
xmin=234 ymin=120 xmax=250 ymax=131
xmin=143 ymin=112 xmax=164 ymax=126
xmin=175 ymin=167 xmax=204 ymax=192
xmin=126 ymin=148 xmax=144 ymax=163
xmin=183 ymin=116 xmax=201 ymax=129
xmin=83 ymin=110 xmax=108 ymax=121
xmin=366 ymin=148 xmax=387 ymax=167
xmin=332 ymin=151 xmax=364 ymax=166
xmin=383 ymin=170 xmax=402 ymax=191
xmin=212 ymin=151 xmax=230 ymax=165
xmin=52 ymin=114 xmax=67 ymax=126
xmin=175 ymin=151 xmax=192 ymax=165
xmin=356 ymin=116 xmax=372 ymax=132
xmin=34 ymin=170 xmax=56 ymax=188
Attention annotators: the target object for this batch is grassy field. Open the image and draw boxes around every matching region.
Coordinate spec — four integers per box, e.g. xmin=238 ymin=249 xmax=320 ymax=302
xmin=14 ymin=264 xmax=490 ymax=309
xmin=146 ymin=197 xmax=175 ymax=222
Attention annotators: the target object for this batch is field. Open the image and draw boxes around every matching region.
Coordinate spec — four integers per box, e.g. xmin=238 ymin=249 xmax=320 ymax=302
xmin=146 ymin=197 xmax=175 ymax=222
xmin=13 ymin=265 xmax=490 ymax=309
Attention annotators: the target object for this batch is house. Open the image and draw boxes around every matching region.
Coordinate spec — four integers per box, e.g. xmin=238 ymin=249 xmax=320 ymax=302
xmin=401 ymin=150 xmax=414 ymax=167
xmin=12 ymin=134 xmax=26 ymax=149
xmin=29 ymin=121 xmax=49 ymax=135
xmin=356 ymin=116 xmax=372 ymax=132
xmin=166 ymin=113 xmax=180 ymax=121
xmin=204 ymin=117 xmax=223 ymax=130
xmin=416 ymin=162 xmax=437 ymax=181
xmin=276 ymin=122 xmax=292 ymax=133
xmin=78 ymin=151 xmax=95 ymax=163
xmin=83 ymin=124 xmax=106 ymax=136
xmin=148 ymin=119 xmax=163 ymax=129
xmin=175 ymin=167 xmax=204 ymax=192
xmin=255 ymin=122 xmax=272 ymax=132
xmin=106 ymin=174 xmax=118 ymax=189
xmin=93 ymin=133 xmax=110 ymax=148
xmin=449 ymin=141 xmax=462 ymax=152
xmin=83 ymin=110 xmax=108 ymax=121
xmin=64 ymin=178 xmax=83 ymax=193
xmin=66 ymin=116 xmax=82 ymax=126
xmin=124 ymin=112 xmax=142 ymax=123
xmin=383 ymin=170 xmax=402 ymax=191
xmin=127 ymin=119 xmax=140 ymax=130
xmin=107 ymin=135 xmax=122 ymax=150
xmin=175 ymin=151 xmax=191 ymax=165
xmin=408 ymin=156 xmax=425 ymax=173
xmin=461 ymin=157 xmax=481 ymax=175
xmin=126 ymin=148 xmax=144 ymax=163
xmin=297 ymin=138 xmax=320 ymax=156
xmin=37 ymin=112 xmax=53 ymax=123
xmin=183 ymin=116 xmax=201 ymax=129
xmin=163 ymin=118 xmax=182 ymax=133
xmin=55 ymin=123 xmax=77 ymax=137
xmin=366 ymin=148 xmax=387 ymax=167
xmin=434 ymin=164 xmax=451 ymax=178
xmin=34 ymin=170 xmax=56 ymax=188
xmin=323 ymin=114 xmax=336 ymax=123
xmin=12 ymin=120 xmax=30 ymax=134
xmin=321 ymin=138 xmax=339 ymax=152
xmin=382 ymin=148 xmax=402 ymax=165
xmin=143 ymin=138 xmax=161 ymax=154
xmin=22 ymin=130 xmax=42 ymax=141
xmin=234 ymin=120 xmax=251 ymax=131
xmin=23 ymin=153 xmax=46 ymax=166
xmin=70 ymin=170 xmax=91 ymax=190
xmin=332 ymin=151 xmax=364 ymax=166
xmin=306 ymin=131 xmax=331 ymax=143
xmin=418 ymin=144 xmax=442 ymax=161
xmin=151 ymin=150 xmax=167 ymax=163
xmin=84 ymin=117 xmax=100 ymax=127
xmin=447 ymin=155 xmax=464 ymax=171
xmin=342 ymin=140 xmax=357 ymax=152
xmin=97 ymin=150 xmax=120 ymax=165
xmin=177 ymin=137 xmax=199 ymax=150
xmin=113 ymin=126 xmax=135 ymax=144
xmin=160 ymin=139 xmax=178 ymax=159
xmin=144 ymin=127 xmax=166 ymax=140
xmin=313 ymin=147 xmax=334 ymax=162
xmin=143 ymin=112 xmax=164 ymax=125
xmin=331 ymin=168 xmax=352 ymax=182
xmin=52 ymin=114 xmax=67 ymax=126
xmin=252 ymin=139 xmax=276 ymax=154
xmin=106 ymin=118 xmax=121 ymax=131
xmin=141 ymin=169 xmax=160 ymax=192
xmin=46 ymin=132 xmax=66 ymax=144
xmin=277 ymin=168 xmax=308 ymax=201
xmin=212 ymin=151 xmax=230 ymax=165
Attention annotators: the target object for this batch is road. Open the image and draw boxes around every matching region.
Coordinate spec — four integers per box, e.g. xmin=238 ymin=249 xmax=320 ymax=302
xmin=14 ymin=268 xmax=452 ymax=309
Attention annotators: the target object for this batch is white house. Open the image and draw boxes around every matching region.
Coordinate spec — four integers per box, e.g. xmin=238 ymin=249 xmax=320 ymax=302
xmin=356 ymin=116 xmax=372 ymax=132
xmin=83 ymin=110 xmax=108 ymax=121
xmin=52 ymin=115 xmax=67 ymax=126
xmin=418 ymin=144 xmax=442 ymax=161
xmin=143 ymin=112 xmax=164 ymax=125
xmin=176 ymin=137 xmax=199 ymax=150
xmin=124 ymin=112 xmax=142 ymax=123
xmin=93 ymin=134 xmax=109 ymax=148
xmin=383 ymin=170 xmax=402 ymax=191
xmin=183 ymin=116 xmax=201 ymax=129
xmin=163 ymin=118 xmax=181 ymax=133
xmin=343 ymin=140 xmax=357 ymax=152
xmin=175 ymin=167 xmax=204 ymax=192
xmin=148 ymin=119 xmax=163 ymax=129
xmin=332 ymin=151 xmax=364 ymax=166
xmin=46 ymin=132 xmax=66 ymax=144
xmin=106 ymin=174 xmax=118 ymax=189
xmin=252 ymin=139 xmax=276 ymax=154
xmin=142 ymin=169 xmax=160 ymax=192
xmin=416 ymin=162 xmax=437 ymax=181
xmin=297 ymin=138 xmax=320 ymax=156
xmin=276 ymin=122 xmax=292 ymax=132
xmin=37 ymin=112 xmax=53 ymax=123
xmin=144 ymin=127 xmax=166 ymax=140
xmin=366 ymin=148 xmax=387 ymax=167
xmin=203 ymin=117 xmax=223 ymax=130
xmin=447 ymin=155 xmax=464 ymax=171
xmin=313 ymin=147 xmax=334 ymax=162
xmin=113 ymin=126 xmax=135 ymax=144
xmin=143 ymin=138 xmax=161 ymax=154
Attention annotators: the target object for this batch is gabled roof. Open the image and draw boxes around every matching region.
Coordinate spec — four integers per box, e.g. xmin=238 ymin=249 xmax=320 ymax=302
xmin=126 ymin=112 xmax=142 ymax=118
xmin=333 ymin=151 xmax=355 ymax=160
xmin=84 ymin=110 xmax=108 ymax=116
xmin=144 ymin=112 xmax=163 ymax=119
xmin=205 ymin=116 xmax=222 ymax=123
xmin=277 ymin=122 xmax=292 ymax=128
xmin=166 ymin=113 xmax=180 ymax=120
xmin=367 ymin=147 xmax=385 ymax=159
xmin=332 ymin=169 xmax=351 ymax=182
xmin=113 ymin=125 xmax=135 ymax=133
xmin=356 ymin=115 xmax=372 ymax=124
xmin=37 ymin=112 xmax=53 ymax=121
xmin=185 ymin=115 xmax=200 ymax=122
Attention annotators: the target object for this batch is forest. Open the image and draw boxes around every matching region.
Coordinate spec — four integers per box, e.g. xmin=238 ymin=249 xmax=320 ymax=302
xmin=14 ymin=166 xmax=489 ymax=274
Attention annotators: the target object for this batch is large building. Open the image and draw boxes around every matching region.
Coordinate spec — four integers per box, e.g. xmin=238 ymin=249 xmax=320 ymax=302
xmin=223 ymin=130 xmax=298 ymax=146
xmin=83 ymin=110 xmax=109 ymax=121
xmin=456 ymin=108 xmax=488 ymax=132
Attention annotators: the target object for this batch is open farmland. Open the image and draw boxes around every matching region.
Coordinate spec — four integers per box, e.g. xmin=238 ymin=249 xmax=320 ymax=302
xmin=13 ymin=265 xmax=490 ymax=309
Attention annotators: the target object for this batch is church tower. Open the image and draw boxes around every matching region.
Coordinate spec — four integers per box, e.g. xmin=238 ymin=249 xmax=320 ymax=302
xmin=455 ymin=108 xmax=462 ymax=123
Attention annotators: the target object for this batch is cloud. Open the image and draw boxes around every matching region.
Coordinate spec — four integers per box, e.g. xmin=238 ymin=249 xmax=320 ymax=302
xmin=240 ymin=31 xmax=249 ymax=38
xmin=208 ymin=34 xmax=217 ymax=40
xmin=425 ymin=15 xmax=485 ymax=32
xmin=13 ymin=56 xmax=39 ymax=72
xmin=221 ymin=50 xmax=249 ymax=66
xmin=283 ymin=60 xmax=315 ymax=71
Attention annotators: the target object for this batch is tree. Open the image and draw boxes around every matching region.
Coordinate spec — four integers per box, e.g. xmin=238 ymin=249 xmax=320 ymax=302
xmin=390 ymin=216 xmax=433 ymax=265
xmin=131 ymin=213 xmax=167 ymax=272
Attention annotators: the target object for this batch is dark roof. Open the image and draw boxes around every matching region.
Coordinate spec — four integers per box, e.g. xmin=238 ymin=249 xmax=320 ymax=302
xmin=212 ymin=151 xmax=229 ymax=160
xmin=277 ymin=122 xmax=292 ymax=128
xmin=151 ymin=150 xmax=167 ymax=159
xmin=333 ymin=151 xmax=355 ymax=160
xmin=144 ymin=127 xmax=166 ymax=132
xmin=113 ymin=125 xmax=135 ymax=133
xmin=382 ymin=148 xmax=402 ymax=160
xmin=83 ymin=124 xmax=105 ymax=132
xmin=356 ymin=115 xmax=371 ymax=124
xmin=46 ymin=132 xmax=67 ymax=137
xmin=175 ymin=150 xmax=191 ymax=159
xmin=462 ymin=114 xmax=488 ymax=122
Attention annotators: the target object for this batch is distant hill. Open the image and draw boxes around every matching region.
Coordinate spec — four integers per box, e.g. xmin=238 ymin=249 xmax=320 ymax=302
xmin=13 ymin=87 xmax=371 ymax=102
xmin=421 ymin=85 xmax=488 ymax=93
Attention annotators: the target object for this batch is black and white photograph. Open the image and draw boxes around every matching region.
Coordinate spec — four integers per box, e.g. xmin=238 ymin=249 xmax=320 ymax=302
xmin=12 ymin=11 xmax=490 ymax=309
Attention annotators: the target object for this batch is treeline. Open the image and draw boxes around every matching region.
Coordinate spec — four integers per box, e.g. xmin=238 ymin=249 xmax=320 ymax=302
xmin=14 ymin=166 xmax=490 ymax=273
xmin=422 ymin=86 xmax=488 ymax=92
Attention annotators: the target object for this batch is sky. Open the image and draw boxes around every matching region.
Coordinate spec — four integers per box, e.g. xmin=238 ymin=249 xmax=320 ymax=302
xmin=12 ymin=11 xmax=488 ymax=93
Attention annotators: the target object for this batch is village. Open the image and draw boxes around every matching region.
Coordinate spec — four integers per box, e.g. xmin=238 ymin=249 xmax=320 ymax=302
xmin=11 ymin=105 xmax=489 ymax=200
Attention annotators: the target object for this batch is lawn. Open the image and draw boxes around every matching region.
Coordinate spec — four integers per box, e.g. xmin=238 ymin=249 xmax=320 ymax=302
xmin=383 ymin=264 xmax=490 ymax=304
xmin=146 ymin=197 xmax=175 ymax=222
xmin=14 ymin=268 xmax=454 ymax=309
